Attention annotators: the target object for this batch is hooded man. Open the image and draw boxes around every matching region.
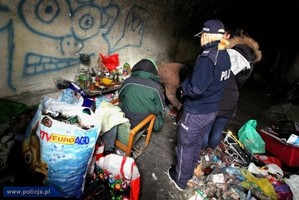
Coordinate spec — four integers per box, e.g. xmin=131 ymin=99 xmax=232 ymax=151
xmin=119 ymin=58 xmax=165 ymax=131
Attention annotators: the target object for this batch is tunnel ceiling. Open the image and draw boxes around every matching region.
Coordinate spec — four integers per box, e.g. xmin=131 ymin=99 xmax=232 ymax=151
xmin=169 ymin=0 xmax=299 ymax=81
xmin=172 ymin=0 xmax=298 ymax=47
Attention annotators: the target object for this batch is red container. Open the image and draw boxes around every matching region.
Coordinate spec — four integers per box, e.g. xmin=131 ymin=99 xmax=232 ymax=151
xmin=258 ymin=129 xmax=299 ymax=167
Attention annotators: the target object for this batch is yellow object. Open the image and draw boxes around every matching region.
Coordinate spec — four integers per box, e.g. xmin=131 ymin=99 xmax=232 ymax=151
xmin=241 ymin=169 xmax=278 ymax=200
xmin=227 ymin=130 xmax=244 ymax=149
xmin=100 ymin=77 xmax=113 ymax=85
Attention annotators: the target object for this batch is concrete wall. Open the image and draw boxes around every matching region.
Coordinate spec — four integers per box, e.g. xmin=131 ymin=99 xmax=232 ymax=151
xmin=0 ymin=0 xmax=199 ymax=102
xmin=286 ymin=53 xmax=299 ymax=83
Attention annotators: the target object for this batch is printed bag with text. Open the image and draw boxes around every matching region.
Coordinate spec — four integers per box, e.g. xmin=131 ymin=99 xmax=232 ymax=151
xmin=94 ymin=154 xmax=141 ymax=200
xmin=24 ymin=98 xmax=100 ymax=198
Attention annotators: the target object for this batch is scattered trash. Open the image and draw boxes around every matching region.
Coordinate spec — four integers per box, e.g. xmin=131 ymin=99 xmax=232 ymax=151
xmin=152 ymin=172 xmax=158 ymax=180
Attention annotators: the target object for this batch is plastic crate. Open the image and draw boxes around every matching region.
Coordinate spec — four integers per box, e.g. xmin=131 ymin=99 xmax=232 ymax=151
xmin=259 ymin=129 xmax=299 ymax=167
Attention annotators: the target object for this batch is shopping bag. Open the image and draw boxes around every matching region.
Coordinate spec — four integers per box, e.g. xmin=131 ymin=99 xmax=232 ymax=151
xmin=55 ymin=78 xmax=95 ymax=108
xmin=241 ymin=169 xmax=278 ymax=200
xmin=94 ymin=154 xmax=140 ymax=200
xmin=23 ymin=98 xmax=100 ymax=198
xmin=99 ymin=53 xmax=119 ymax=72
xmin=238 ymin=119 xmax=265 ymax=154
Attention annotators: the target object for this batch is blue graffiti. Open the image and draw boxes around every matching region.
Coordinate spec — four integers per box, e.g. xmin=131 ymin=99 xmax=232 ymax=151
xmin=1 ymin=0 xmax=150 ymax=91
xmin=0 ymin=3 xmax=16 ymax=91
xmin=18 ymin=0 xmax=119 ymax=77
xmin=0 ymin=4 xmax=9 ymax=12
xmin=0 ymin=20 xmax=16 ymax=91
xmin=79 ymin=13 xmax=94 ymax=30
xmin=60 ymin=34 xmax=83 ymax=55
xmin=23 ymin=52 xmax=82 ymax=76
xmin=36 ymin=0 xmax=60 ymax=23
xmin=105 ymin=5 xmax=149 ymax=54
xmin=19 ymin=0 xmax=118 ymax=40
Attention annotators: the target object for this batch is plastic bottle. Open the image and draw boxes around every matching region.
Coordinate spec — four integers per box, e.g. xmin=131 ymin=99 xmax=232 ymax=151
xmin=223 ymin=167 xmax=241 ymax=177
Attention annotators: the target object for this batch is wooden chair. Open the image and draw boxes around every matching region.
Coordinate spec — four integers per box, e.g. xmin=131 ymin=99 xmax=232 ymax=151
xmin=110 ymin=98 xmax=156 ymax=156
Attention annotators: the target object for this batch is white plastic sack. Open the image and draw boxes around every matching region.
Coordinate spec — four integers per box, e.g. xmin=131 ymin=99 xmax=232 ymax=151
xmin=285 ymin=174 xmax=299 ymax=200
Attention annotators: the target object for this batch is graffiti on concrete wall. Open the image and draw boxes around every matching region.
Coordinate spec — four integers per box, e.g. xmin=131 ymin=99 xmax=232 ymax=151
xmin=105 ymin=5 xmax=149 ymax=52
xmin=0 ymin=5 xmax=15 ymax=91
xmin=0 ymin=0 xmax=149 ymax=92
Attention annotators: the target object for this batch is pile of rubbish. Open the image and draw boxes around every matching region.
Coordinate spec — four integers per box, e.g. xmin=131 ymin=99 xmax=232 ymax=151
xmin=182 ymin=130 xmax=298 ymax=200
xmin=0 ymin=53 xmax=135 ymax=198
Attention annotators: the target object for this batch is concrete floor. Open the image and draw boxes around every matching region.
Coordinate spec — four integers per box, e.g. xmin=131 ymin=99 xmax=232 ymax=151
xmin=135 ymin=84 xmax=282 ymax=200
xmin=1 ymin=82 xmax=297 ymax=199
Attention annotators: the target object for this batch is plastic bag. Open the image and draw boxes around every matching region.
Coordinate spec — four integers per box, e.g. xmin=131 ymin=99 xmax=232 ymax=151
xmin=238 ymin=119 xmax=265 ymax=154
xmin=255 ymin=155 xmax=282 ymax=168
xmin=99 ymin=53 xmax=119 ymax=72
xmin=55 ymin=78 xmax=95 ymax=109
xmin=57 ymin=88 xmax=84 ymax=106
xmin=241 ymin=169 xmax=278 ymax=200
xmin=23 ymin=98 xmax=100 ymax=198
xmin=285 ymin=175 xmax=299 ymax=200
xmin=273 ymin=182 xmax=293 ymax=200
xmin=86 ymin=154 xmax=140 ymax=200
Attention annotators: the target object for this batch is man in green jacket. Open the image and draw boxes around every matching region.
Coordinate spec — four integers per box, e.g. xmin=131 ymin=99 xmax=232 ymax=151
xmin=119 ymin=58 xmax=165 ymax=131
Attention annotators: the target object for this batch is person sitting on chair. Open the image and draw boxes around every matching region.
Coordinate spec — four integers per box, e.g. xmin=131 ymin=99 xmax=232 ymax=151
xmin=118 ymin=58 xmax=166 ymax=131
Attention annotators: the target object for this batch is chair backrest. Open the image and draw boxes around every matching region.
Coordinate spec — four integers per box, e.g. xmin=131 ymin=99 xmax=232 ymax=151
xmin=110 ymin=98 xmax=155 ymax=157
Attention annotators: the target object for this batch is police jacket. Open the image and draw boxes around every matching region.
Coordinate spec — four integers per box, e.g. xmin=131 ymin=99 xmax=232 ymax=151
xmin=182 ymin=40 xmax=231 ymax=114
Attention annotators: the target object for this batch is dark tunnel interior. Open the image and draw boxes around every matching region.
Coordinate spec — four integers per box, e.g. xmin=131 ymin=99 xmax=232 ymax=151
xmin=173 ymin=0 xmax=299 ymax=103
